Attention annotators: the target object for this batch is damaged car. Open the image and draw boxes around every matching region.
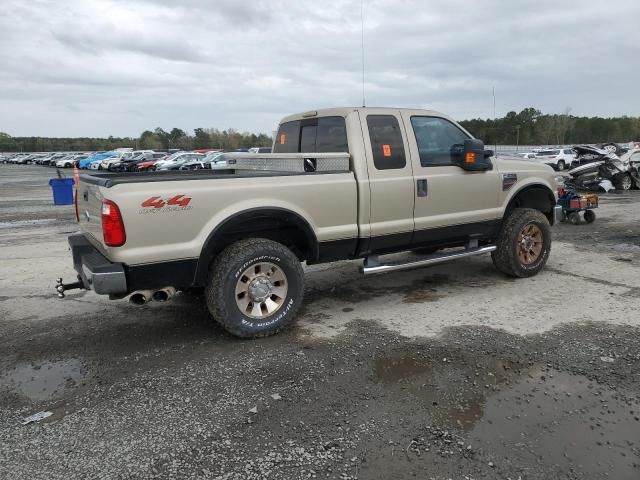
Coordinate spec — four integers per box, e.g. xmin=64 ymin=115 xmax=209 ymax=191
xmin=566 ymin=145 xmax=640 ymax=191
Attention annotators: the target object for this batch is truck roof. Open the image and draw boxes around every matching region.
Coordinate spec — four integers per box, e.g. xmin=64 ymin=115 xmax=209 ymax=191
xmin=279 ymin=106 xmax=454 ymax=124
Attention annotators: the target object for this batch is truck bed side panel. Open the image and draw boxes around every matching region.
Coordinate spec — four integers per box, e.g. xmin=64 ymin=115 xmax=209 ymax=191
xmin=81 ymin=172 xmax=358 ymax=266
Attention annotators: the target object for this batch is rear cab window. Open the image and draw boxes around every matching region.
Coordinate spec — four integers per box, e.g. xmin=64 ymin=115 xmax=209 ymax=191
xmin=273 ymin=116 xmax=348 ymax=154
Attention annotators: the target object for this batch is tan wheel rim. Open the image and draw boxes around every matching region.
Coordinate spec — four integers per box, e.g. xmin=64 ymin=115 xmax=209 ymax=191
xmin=517 ymin=223 xmax=544 ymax=265
xmin=235 ymin=262 xmax=288 ymax=319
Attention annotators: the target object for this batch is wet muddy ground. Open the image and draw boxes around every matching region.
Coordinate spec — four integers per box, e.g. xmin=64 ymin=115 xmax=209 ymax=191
xmin=1 ymin=164 xmax=639 ymax=479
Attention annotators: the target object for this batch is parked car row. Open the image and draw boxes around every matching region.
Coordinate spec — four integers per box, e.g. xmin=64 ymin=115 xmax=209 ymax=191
xmin=0 ymin=147 xmax=273 ymax=172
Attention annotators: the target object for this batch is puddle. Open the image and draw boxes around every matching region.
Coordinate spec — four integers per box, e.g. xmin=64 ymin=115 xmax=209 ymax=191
xmin=374 ymin=354 xmax=432 ymax=384
xmin=0 ymin=359 xmax=88 ymax=401
xmin=447 ymin=397 xmax=484 ymax=431
xmin=469 ymin=368 xmax=640 ymax=479
xmin=373 ymin=354 xmax=640 ymax=478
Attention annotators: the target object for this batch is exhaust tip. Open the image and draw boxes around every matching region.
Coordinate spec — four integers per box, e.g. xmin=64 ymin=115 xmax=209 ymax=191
xmin=129 ymin=293 xmax=149 ymax=305
xmin=152 ymin=286 xmax=176 ymax=302
xmin=152 ymin=290 xmax=168 ymax=302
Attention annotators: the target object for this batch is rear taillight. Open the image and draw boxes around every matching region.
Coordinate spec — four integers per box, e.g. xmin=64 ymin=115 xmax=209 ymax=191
xmin=102 ymin=199 xmax=126 ymax=247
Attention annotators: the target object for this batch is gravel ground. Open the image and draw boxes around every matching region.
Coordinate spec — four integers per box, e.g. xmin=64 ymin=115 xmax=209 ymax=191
xmin=1 ymin=164 xmax=639 ymax=480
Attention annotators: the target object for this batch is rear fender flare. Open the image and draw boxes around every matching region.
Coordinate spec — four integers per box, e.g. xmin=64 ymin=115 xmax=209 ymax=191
xmin=194 ymin=207 xmax=318 ymax=285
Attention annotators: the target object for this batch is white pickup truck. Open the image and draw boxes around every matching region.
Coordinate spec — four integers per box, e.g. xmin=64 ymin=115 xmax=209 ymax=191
xmin=58 ymin=107 xmax=563 ymax=338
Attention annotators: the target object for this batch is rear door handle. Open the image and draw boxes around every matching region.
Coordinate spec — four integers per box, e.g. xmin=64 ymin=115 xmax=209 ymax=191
xmin=416 ymin=179 xmax=428 ymax=197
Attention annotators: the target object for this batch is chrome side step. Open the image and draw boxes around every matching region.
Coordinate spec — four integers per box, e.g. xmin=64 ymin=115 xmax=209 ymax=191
xmin=360 ymin=245 xmax=497 ymax=275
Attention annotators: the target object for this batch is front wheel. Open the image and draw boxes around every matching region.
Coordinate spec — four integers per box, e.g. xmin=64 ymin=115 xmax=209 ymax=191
xmin=205 ymin=238 xmax=305 ymax=338
xmin=556 ymin=160 xmax=565 ymax=171
xmin=492 ymin=208 xmax=551 ymax=278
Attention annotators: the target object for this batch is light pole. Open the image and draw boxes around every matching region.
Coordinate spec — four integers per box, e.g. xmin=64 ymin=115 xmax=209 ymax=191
xmin=515 ymin=125 xmax=521 ymax=152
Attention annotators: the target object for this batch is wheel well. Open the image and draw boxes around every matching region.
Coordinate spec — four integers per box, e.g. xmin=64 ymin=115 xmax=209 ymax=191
xmin=505 ymin=185 xmax=556 ymax=224
xmin=194 ymin=208 xmax=317 ymax=285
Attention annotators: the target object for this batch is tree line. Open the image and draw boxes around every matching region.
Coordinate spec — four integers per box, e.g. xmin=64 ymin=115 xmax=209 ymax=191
xmin=459 ymin=108 xmax=640 ymax=146
xmin=1 ymin=109 xmax=639 ymax=152
xmin=0 ymin=127 xmax=273 ymax=152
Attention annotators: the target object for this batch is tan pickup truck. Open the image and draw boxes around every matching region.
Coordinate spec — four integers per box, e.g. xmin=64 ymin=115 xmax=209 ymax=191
xmin=57 ymin=107 xmax=563 ymax=338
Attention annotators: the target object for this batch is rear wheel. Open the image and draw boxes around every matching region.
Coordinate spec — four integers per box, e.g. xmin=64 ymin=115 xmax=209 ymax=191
xmin=492 ymin=208 xmax=551 ymax=278
xmin=614 ymin=173 xmax=632 ymax=191
xmin=556 ymin=160 xmax=565 ymax=171
xmin=205 ymin=238 xmax=304 ymax=338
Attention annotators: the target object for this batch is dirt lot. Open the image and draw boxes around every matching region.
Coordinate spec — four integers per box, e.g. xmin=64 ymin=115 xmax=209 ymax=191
xmin=1 ymin=164 xmax=639 ymax=480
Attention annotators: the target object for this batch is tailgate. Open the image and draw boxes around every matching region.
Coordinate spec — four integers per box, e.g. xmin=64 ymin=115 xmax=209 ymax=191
xmin=76 ymin=177 xmax=104 ymax=246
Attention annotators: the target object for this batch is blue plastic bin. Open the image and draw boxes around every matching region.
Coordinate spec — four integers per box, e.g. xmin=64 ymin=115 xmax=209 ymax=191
xmin=49 ymin=178 xmax=75 ymax=206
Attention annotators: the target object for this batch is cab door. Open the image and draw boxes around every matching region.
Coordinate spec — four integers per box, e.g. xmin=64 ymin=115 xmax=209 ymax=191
xmin=359 ymin=110 xmax=415 ymax=254
xmin=399 ymin=111 xmax=501 ymax=246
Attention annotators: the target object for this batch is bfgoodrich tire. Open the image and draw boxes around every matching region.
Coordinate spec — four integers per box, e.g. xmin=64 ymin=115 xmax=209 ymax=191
xmin=491 ymin=208 xmax=551 ymax=278
xmin=205 ymin=238 xmax=305 ymax=338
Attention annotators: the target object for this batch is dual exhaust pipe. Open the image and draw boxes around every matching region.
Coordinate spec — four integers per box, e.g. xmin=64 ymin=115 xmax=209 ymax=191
xmin=129 ymin=286 xmax=176 ymax=305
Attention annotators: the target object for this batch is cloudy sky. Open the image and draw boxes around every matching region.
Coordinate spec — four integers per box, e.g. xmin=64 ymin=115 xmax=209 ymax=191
xmin=1 ymin=0 xmax=638 ymax=137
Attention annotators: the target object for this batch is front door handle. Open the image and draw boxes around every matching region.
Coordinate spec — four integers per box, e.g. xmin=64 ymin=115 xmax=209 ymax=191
xmin=416 ymin=179 xmax=428 ymax=197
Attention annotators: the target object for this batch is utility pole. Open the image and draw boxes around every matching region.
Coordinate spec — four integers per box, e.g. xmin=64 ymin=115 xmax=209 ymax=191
xmin=515 ymin=125 xmax=521 ymax=152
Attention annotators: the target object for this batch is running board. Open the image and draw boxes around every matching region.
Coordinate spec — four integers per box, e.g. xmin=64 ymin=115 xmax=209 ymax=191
xmin=360 ymin=245 xmax=497 ymax=275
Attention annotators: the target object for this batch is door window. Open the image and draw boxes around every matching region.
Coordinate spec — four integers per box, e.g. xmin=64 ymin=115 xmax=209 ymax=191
xmin=410 ymin=116 xmax=470 ymax=167
xmin=366 ymin=115 xmax=406 ymax=170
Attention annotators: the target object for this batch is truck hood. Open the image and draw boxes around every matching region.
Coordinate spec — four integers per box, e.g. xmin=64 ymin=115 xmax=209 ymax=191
xmin=493 ymin=156 xmax=556 ymax=175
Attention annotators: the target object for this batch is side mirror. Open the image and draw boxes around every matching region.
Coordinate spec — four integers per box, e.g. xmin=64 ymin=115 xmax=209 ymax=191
xmin=453 ymin=139 xmax=493 ymax=171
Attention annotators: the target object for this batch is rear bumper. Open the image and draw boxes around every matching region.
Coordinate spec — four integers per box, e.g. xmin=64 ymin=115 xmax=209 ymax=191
xmin=68 ymin=234 xmax=127 ymax=294
xmin=68 ymin=234 xmax=200 ymax=295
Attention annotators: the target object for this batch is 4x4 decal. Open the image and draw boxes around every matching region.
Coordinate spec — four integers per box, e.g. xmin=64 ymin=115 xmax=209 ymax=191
xmin=141 ymin=195 xmax=191 ymax=208
xmin=139 ymin=195 xmax=193 ymax=214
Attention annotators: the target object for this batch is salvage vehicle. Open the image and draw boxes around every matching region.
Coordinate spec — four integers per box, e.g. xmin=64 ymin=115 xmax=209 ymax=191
xmin=566 ymin=145 xmax=640 ymax=191
xmin=57 ymin=107 xmax=562 ymax=338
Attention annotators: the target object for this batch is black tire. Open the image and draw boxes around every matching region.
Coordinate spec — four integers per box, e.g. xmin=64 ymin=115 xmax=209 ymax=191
xmin=613 ymin=173 xmax=632 ymax=191
xmin=492 ymin=208 xmax=552 ymax=278
xmin=556 ymin=160 xmax=565 ymax=171
xmin=583 ymin=210 xmax=596 ymax=223
xmin=568 ymin=212 xmax=581 ymax=225
xmin=205 ymin=238 xmax=305 ymax=338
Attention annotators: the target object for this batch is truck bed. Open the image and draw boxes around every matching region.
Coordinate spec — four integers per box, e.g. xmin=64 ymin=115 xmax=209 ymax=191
xmin=80 ymin=168 xmax=342 ymax=188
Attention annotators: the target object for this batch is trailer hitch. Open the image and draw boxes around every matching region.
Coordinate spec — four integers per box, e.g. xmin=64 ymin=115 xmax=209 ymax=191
xmin=55 ymin=277 xmax=84 ymax=299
